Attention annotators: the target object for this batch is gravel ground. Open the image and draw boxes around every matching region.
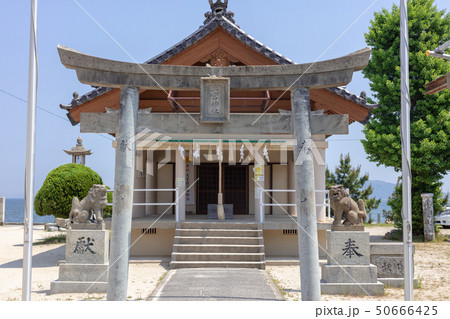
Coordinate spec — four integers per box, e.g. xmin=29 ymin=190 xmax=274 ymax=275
xmin=1 ymin=224 xmax=449 ymax=301
xmin=0 ymin=225 xmax=168 ymax=301
xmin=268 ymin=226 xmax=450 ymax=301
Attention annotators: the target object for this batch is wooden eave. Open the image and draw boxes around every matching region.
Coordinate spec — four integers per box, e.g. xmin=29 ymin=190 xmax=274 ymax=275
xmin=424 ymin=74 xmax=450 ymax=95
xmin=309 ymin=89 xmax=371 ymax=124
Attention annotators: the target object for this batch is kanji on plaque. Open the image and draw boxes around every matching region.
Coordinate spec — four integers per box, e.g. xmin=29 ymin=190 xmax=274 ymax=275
xmin=200 ymin=77 xmax=230 ymax=123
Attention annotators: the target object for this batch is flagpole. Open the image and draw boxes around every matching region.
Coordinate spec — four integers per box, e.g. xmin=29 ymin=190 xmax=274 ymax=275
xmin=23 ymin=0 xmax=38 ymax=301
xmin=400 ymin=0 xmax=414 ymax=301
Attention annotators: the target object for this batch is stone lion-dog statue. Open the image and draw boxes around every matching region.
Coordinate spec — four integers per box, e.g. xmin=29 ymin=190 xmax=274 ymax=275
xmin=329 ymin=185 xmax=367 ymax=226
xmin=69 ymin=184 xmax=108 ymax=224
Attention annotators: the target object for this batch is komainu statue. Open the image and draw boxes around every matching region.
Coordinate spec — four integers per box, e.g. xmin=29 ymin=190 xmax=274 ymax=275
xmin=329 ymin=185 xmax=367 ymax=226
xmin=69 ymin=185 xmax=108 ymax=224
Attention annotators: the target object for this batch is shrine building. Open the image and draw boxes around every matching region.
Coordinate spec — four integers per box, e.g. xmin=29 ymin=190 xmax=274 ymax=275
xmin=59 ymin=1 xmax=376 ymax=267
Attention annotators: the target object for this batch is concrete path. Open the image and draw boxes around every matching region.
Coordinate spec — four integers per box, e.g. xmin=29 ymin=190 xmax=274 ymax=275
xmin=149 ymin=268 xmax=284 ymax=301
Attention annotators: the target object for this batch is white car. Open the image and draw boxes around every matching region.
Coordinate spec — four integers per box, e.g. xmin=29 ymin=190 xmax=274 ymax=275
xmin=435 ymin=207 xmax=450 ymax=228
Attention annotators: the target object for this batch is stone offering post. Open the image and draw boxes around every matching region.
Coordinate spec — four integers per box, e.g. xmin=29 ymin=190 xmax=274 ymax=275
xmin=0 ymin=197 xmax=5 ymax=225
xmin=421 ymin=193 xmax=435 ymax=242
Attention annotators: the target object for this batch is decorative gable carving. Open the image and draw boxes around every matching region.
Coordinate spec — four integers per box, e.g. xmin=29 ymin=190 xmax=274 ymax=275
xmin=199 ymin=48 xmax=239 ymax=66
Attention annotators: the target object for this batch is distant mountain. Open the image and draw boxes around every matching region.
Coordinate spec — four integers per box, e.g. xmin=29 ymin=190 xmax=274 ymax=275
xmin=365 ymin=180 xmax=396 ymax=215
xmin=368 ymin=180 xmax=396 ymax=201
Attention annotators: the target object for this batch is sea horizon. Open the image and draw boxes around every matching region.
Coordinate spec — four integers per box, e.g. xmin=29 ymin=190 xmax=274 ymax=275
xmin=3 ymin=198 xmax=54 ymax=224
xmin=2 ymin=197 xmax=387 ymax=224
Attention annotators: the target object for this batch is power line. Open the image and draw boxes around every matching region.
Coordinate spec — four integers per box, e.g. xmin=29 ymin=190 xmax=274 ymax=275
xmin=328 ymin=139 xmax=363 ymax=142
xmin=0 ymin=88 xmax=114 ymax=141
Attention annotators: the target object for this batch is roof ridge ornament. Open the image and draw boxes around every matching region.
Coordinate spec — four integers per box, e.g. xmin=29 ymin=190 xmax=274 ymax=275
xmin=60 ymin=91 xmax=80 ymax=110
xmin=204 ymin=0 xmax=236 ymax=24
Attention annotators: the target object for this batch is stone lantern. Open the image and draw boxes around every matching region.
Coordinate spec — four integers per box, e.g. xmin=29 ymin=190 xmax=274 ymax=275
xmin=64 ymin=137 xmax=92 ymax=165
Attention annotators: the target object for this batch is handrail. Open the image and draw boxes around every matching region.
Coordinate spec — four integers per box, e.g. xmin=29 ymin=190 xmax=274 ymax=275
xmin=107 ymin=188 xmax=177 ymax=192
xmin=259 ymin=188 xmax=331 ymax=223
xmin=315 ymin=189 xmax=331 ymax=218
xmin=107 ymin=188 xmax=180 ymax=222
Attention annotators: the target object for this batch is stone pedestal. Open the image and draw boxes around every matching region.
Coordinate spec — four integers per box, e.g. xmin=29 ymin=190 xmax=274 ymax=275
xmin=321 ymin=231 xmax=384 ymax=296
xmin=331 ymin=224 xmax=365 ymax=232
xmin=51 ymin=226 xmax=109 ymax=294
xmin=0 ymin=197 xmax=5 ymax=226
xmin=371 ymin=242 xmax=418 ymax=288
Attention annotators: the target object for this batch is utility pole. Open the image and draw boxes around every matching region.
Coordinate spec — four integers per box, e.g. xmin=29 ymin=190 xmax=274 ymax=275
xmin=400 ymin=0 xmax=414 ymax=301
xmin=23 ymin=0 xmax=38 ymax=301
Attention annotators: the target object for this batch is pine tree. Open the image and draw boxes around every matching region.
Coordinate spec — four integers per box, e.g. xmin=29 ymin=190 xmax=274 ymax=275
xmin=326 ymin=153 xmax=381 ymax=214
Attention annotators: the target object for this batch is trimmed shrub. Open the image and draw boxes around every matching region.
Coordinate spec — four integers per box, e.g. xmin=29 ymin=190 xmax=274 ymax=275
xmin=34 ymin=164 xmax=107 ymax=219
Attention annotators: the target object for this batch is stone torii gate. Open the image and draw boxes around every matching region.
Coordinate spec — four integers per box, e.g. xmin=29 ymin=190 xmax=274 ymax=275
xmin=58 ymin=45 xmax=371 ymax=301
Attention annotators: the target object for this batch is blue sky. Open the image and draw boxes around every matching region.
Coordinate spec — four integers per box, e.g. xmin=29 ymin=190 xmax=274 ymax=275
xmin=0 ymin=0 xmax=448 ymax=199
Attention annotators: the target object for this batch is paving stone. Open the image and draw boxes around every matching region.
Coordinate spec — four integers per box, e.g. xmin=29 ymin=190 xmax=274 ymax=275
xmin=150 ymin=268 xmax=283 ymax=301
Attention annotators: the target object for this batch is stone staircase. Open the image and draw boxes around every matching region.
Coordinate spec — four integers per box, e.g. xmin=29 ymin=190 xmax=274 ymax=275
xmin=170 ymin=222 xmax=265 ymax=269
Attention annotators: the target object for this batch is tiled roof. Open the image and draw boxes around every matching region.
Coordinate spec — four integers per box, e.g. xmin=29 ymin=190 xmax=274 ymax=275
xmin=327 ymin=87 xmax=378 ymax=110
xmin=60 ymin=8 xmax=376 ymax=122
xmin=144 ymin=15 xmax=295 ymax=66
xmin=60 ymin=87 xmax=112 ymax=111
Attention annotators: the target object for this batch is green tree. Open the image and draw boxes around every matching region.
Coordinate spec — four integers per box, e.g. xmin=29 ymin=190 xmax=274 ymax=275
xmin=326 ymin=153 xmax=381 ymax=215
xmin=362 ymin=0 xmax=450 ymax=235
xmin=34 ymin=163 xmax=112 ymax=219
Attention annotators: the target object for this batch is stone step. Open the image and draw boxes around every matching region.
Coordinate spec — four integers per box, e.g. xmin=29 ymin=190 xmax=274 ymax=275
xmin=171 ymin=252 xmax=265 ymax=262
xmin=171 ymin=222 xmax=266 ymax=269
xmin=170 ymin=261 xmax=266 ymax=269
xmin=58 ymin=263 xmax=108 ymax=282
xmin=320 ymin=281 xmax=385 ymax=296
xmin=173 ymin=244 xmax=264 ymax=253
xmin=50 ymin=281 xmax=107 ymax=294
xmin=321 ymin=264 xmax=378 ymax=284
xmin=174 ymin=236 xmax=263 ymax=245
xmin=176 ymin=229 xmax=262 ymax=238
xmin=179 ymin=222 xmax=259 ymax=230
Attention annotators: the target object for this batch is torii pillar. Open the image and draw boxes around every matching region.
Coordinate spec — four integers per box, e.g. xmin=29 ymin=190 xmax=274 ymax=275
xmin=291 ymin=87 xmax=321 ymax=301
xmin=57 ymin=44 xmax=370 ymax=302
xmin=107 ymin=87 xmax=139 ymax=301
